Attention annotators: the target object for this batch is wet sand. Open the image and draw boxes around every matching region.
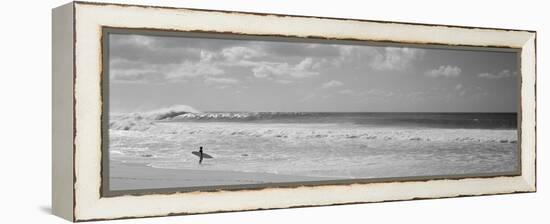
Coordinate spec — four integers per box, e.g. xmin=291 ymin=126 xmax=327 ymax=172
xmin=109 ymin=161 xmax=333 ymax=191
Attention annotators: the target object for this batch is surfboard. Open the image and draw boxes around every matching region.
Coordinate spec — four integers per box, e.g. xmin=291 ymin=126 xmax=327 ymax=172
xmin=192 ymin=151 xmax=213 ymax=159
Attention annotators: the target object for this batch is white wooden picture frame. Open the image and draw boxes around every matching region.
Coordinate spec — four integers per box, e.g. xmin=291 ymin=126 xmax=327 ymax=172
xmin=52 ymin=1 xmax=536 ymax=221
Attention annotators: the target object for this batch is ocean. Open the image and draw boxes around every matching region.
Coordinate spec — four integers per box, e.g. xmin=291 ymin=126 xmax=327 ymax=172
xmin=109 ymin=107 xmax=519 ymax=180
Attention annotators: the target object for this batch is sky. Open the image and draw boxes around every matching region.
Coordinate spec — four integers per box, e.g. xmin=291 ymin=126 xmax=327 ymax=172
xmin=108 ymin=33 xmax=519 ymax=113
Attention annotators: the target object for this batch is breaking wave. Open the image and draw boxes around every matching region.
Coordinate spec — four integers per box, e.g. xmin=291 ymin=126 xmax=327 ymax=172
xmin=109 ymin=105 xmax=200 ymax=131
xmin=109 ymin=105 xmax=517 ymax=133
xmin=173 ymin=112 xmax=311 ymax=121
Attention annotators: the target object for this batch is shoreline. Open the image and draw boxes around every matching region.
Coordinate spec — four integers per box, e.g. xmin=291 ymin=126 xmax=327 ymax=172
xmin=109 ymin=161 xmax=335 ymax=191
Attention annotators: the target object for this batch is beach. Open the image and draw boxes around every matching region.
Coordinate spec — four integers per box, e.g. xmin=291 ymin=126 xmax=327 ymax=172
xmin=110 ymin=161 xmax=332 ymax=191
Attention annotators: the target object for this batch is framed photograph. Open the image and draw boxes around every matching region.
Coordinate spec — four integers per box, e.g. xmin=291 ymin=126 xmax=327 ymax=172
xmin=52 ymin=1 xmax=536 ymax=222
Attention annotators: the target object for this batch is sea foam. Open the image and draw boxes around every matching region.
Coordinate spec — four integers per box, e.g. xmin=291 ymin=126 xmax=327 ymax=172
xmin=109 ymin=121 xmax=519 ymax=178
xmin=110 ymin=105 xmax=200 ymax=131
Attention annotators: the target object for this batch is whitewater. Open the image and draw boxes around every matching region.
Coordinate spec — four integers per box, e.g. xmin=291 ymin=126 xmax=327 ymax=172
xmin=109 ymin=105 xmax=519 ymax=179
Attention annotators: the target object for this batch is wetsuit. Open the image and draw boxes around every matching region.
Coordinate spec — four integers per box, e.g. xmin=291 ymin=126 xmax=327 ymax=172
xmin=199 ymin=148 xmax=203 ymax=164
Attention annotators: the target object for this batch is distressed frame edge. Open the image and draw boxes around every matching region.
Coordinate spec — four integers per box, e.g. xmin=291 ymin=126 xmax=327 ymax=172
xmin=519 ymin=32 xmax=537 ymax=191
xmin=52 ymin=2 xmax=75 ymax=222
xmin=70 ymin=2 xmax=537 ymax=222
xmin=80 ymin=191 xmax=536 ymax=223
xmin=75 ymin=0 xmax=536 ymax=33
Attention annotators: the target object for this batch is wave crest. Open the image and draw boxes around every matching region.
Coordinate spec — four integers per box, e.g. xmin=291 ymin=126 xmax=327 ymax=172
xmin=174 ymin=112 xmax=309 ymax=121
xmin=110 ymin=105 xmax=200 ymax=131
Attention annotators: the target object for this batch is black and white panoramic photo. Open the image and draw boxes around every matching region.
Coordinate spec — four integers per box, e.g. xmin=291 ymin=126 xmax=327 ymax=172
xmin=106 ymin=32 xmax=519 ymax=191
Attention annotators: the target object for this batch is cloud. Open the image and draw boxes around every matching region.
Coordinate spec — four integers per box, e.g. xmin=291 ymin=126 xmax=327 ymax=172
xmin=195 ymin=46 xmax=323 ymax=80
xmin=221 ymin=46 xmax=264 ymax=62
xmin=195 ymin=44 xmax=326 ymax=81
xmin=296 ymin=57 xmax=322 ymax=71
xmin=110 ymin=34 xmax=249 ymax=62
xmin=370 ymin=47 xmax=426 ymax=71
xmin=110 ymin=34 xmax=201 ymax=64
xmin=111 ymin=59 xmax=225 ymax=83
xmin=199 ymin=50 xmax=219 ymax=62
xmin=204 ymin=77 xmax=240 ymax=85
xmin=165 ymin=61 xmax=224 ymax=81
xmin=477 ymin=70 xmax=516 ymax=79
xmin=109 ymin=59 xmax=172 ymax=83
xmin=252 ymin=58 xmax=321 ymax=79
xmin=252 ymin=64 xmax=283 ymax=78
xmin=109 ymin=34 xmax=233 ymax=84
xmin=334 ymin=46 xmax=425 ymax=71
xmin=300 ymin=93 xmax=317 ymax=102
xmin=322 ymin=80 xmax=344 ymax=89
xmin=110 ymin=68 xmax=166 ymax=84
xmin=110 ymin=33 xmax=428 ymax=86
xmin=406 ymin=91 xmax=426 ymax=98
xmin=275 ymin=80 xmax=293 ymax=84
xmin=339 ymin=89 xmax=353 ymax=95
xmin=262 ymin=42 xmax=341 ymax=58
xmin=362 ymin=89 xmax=396 ymax=97
xmin=425 ymin=65 xmax=462 ymax=78
xmin=200 ymin=48 xmax=263 ymax=67
xmin=454 ymin=84 xmax=466 ymax=96
xmin=109 ymin=34 xmax=278 ymax=84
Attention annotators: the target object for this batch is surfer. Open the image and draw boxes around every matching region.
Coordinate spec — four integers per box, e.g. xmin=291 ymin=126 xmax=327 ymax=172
xmin=192 ymin=147 xmax=212 ymax=163
xmin=199 ymin=146 xmax=204 ymax=164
